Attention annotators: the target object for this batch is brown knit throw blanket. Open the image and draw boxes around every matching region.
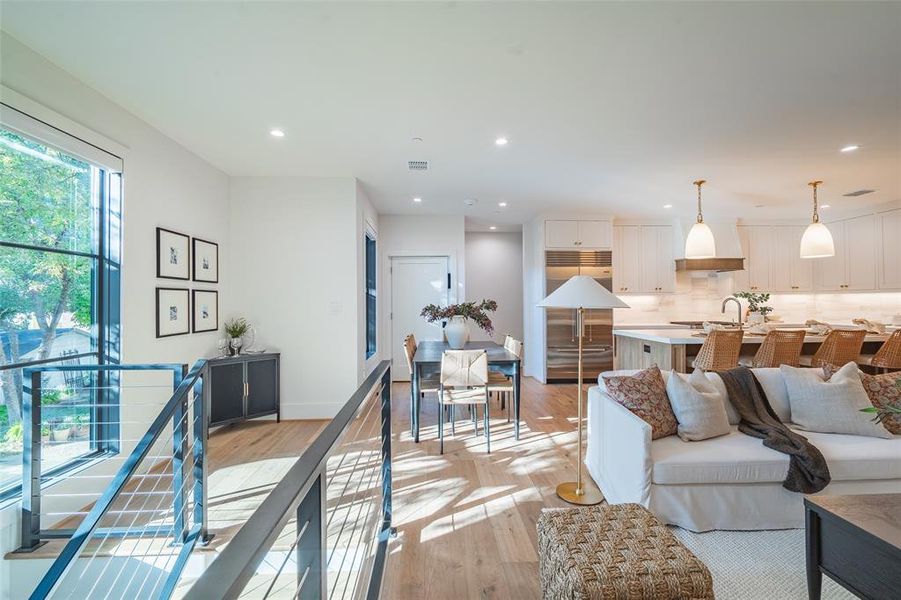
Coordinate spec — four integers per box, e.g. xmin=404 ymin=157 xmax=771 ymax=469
xmin=718 ymin=367 xmax=830 ymax=494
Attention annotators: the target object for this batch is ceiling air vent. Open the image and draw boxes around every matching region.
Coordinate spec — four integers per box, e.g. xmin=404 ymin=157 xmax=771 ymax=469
xmin=407 ymin=160 xmax=429 ymax=171
xmin=843 ymin=189 xmax=876 ymax=197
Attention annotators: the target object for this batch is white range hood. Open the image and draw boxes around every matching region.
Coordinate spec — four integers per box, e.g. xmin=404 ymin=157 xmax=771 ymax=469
xmin=672 ymin=219 xmax=745 ymax=272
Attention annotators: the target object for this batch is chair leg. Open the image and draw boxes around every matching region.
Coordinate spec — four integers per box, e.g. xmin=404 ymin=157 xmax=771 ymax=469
xmin=439 ymin=401 xmax=444 ymax=454
xmin=451 ymin=404 xmax=456 ymax=436
xmin=472 ymin=404 xmax=478 ymax=436
xmin=485 ymin=400 xmax=491 ymax=453
xmin=500 ymin=392 xmax=505 ymax=411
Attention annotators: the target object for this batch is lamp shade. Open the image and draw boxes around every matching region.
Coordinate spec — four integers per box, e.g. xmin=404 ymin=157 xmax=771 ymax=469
xmin=799 ymin=222 xmax=835 ymax=259
xmin=538 ymin=275 xmax=630 ymax=309
xmin=684 ymin=222 xmax=716 ymax=259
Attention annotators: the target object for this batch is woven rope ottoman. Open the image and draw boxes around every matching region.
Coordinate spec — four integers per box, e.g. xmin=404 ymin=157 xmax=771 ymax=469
xmin=537 ymin=503 xmax=713 ymax=599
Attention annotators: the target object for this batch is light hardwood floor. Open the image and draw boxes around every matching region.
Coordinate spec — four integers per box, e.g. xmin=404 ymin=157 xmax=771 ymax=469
xmin=382 ymin=377 xmax=600 ymax=600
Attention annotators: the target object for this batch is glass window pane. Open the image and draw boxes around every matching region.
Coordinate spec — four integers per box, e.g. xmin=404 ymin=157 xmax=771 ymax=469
xmin=0 ymin=247 xmax=97 ymax=365
xmin=0 ymin=127 xmax=97 ymax=255
xmin=365 ymin=235 xmax=376 ymax=358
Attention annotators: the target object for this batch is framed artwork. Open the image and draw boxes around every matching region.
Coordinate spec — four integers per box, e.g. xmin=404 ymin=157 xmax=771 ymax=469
xmin=192 ymin=289 xmax=219 ymax=333
xmin=192 ymin=237 xmax=219 ymax=283
xmin=157 ymin=227 xmax=190 ymax=280
xmin=156 ymin=287 xmax=190 ymax=338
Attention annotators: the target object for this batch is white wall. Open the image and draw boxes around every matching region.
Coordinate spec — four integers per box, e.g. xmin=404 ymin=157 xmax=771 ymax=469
xmin=522 ymin=217 xmax=546 ymax=380
xmin=377 ymin=215 xmax=465 ymax=361
xmin=228 ymin=177 xmax=368 ymax=419
xmin=1 ymin=32 xmax=230 ymax=595
xmin=465 ymin=232 xmax=523 ymax=344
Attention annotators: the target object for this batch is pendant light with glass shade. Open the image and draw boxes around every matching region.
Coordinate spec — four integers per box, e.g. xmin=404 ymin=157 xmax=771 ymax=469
xmin=684 ymin=179 xmax=716 ymax=259
xmin=799 ymin=180 xmax=835 ymax=259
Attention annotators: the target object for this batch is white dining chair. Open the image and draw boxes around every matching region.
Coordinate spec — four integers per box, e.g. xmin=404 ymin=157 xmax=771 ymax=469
xmin=438 ymin=349 xmax=490 ymax=453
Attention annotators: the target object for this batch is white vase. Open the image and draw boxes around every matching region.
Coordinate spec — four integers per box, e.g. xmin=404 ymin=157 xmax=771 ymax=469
xmin=445 ymin=316 xmax=470 ymax=349
xmin=748 ymin=311 xmax=765 ymax=325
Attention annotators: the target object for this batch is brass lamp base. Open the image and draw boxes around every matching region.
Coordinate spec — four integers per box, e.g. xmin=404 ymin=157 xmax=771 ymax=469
xmin=556 ymin=481 xmax=604 ymax=506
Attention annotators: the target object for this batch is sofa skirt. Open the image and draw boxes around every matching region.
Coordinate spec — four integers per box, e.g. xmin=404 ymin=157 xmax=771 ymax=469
xmin=648 ymin=479 xmax=901 ymax=532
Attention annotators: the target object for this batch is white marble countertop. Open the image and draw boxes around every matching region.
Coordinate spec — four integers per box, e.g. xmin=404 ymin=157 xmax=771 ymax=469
xmin=613 ymin=328 xmax=892 ymax=345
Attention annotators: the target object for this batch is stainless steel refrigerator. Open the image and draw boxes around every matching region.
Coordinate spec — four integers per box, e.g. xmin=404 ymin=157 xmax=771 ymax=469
xmin=545 ymin=250 xmax=614 ymax=382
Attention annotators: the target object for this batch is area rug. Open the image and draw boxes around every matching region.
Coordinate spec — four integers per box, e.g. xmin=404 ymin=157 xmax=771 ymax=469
xmin=670 ymin=528 xmax=854 ymax=599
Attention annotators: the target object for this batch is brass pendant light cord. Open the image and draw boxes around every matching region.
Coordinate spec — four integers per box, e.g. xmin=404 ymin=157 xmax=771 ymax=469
xmin=693 ymin=179 xmax=706 ymax=223
xmin=809 ymin=180 xmax=823 ymax=223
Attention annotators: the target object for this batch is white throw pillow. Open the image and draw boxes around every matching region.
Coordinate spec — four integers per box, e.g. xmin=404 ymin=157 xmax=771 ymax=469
xmin=780 ymin=363 xmax=892 ymax=439
xmin=666 ymin=370 xmax=731 ymax=441
xmin=699 ymin=372 xmax=740 ymax=425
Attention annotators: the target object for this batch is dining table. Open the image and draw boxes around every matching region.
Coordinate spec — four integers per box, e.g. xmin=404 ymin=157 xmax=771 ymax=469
xmin=411 ymin=340 xmax=522 ymax=443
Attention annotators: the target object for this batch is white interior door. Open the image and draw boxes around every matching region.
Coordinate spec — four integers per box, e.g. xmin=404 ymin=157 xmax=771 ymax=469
xmin=390 ymin=256 xmax=450 ymax=381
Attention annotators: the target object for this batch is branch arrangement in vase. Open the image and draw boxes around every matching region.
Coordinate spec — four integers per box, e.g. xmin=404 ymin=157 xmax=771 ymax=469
xmin=420 ymin=300 xmax=498 ymax=335
xmin=734 ymin=291 xmax=773 ymax=319
xmin=224 ymin=317 xmax=250 ymax=356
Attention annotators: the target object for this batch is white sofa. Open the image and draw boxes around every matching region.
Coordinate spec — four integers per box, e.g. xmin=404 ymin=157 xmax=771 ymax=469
xmin=586 ymin=368 xmax=901 ymax=532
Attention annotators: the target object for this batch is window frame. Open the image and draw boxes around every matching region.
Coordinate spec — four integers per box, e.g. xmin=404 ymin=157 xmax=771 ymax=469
xmin=364 ymin=231 xmax=377 ymax=360
xmin=0 ymin=103 xmax=123 ymax=501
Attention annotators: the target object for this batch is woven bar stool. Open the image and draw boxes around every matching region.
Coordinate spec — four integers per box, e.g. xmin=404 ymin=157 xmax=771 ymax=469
xmin=742 ymin=329 xmax=807 ymax=368
xmin=800 ymin=329 xmax=867 ymax=368
xmin=868 ymin=329 xmax=901 ymax=371
xmin=692 ymin=329 xmax=744 ymax=371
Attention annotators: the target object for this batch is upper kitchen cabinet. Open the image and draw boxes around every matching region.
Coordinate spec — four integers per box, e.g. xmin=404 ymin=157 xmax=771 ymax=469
xmin=772 ymin=226 xmax=813 ymax=292
xmin=736 ymin=226 xmax=772 ymax=292
xmin=878 ymin=209 xmax=901 ymax=290
xmin=814 ymin=215 xmax=876 ymax=291
xmin=612 ymin=225 xmax=674 ymax=293
xmin=545 ymin=219 xmax=612 ymax=249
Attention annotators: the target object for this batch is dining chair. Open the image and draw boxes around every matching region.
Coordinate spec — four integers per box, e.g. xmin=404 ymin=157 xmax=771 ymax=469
xmin=800 ymin=329 xmax=867 ymax=368
xmin=438 ymin=349 xmax=490 ymax=453
xmin=403 ymin=334 xmax=440 ymax=399
xmin=692 ymin=329 xmax=744 ymax=372
xmin=742 ymin=329 xmax=807 ymax=368
xmin=866 ymin=329 xmax=901 ymax=371
xmin=488 ymin=337 xmax=523 ymax=420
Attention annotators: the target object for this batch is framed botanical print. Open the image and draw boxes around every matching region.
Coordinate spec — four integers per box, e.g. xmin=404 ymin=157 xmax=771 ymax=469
xmin=192 ymin=289 xmax=219 ymax=333
xmin=156 ymin=287 xmax=190 ymax=338
xmin=157 ymin=227 xmax=190 ymax=280
xmin=192 ymin=237 xmax=219 ymax=283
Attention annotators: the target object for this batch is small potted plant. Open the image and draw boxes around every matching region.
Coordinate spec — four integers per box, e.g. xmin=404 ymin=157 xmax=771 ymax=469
xmin=734 ymin=291 xmax=773 ymax=325
xmin=224 ymin=317 xmax=250 ymax=356
xmin=421 ymin=300 xmax=498 ymax=349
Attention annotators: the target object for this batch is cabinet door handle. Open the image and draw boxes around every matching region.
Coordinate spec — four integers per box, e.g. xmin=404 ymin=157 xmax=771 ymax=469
xmin=244 ymin=382 xmax=249 ymax=398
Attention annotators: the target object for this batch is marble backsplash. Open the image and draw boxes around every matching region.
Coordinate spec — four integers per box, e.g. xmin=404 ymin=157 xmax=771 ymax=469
xmin=613 ymin=271 xmax=901 ymax=326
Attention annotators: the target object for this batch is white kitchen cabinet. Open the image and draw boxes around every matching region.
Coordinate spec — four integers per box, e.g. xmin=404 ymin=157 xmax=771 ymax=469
xmin=772 ymin=226 xmax=813 ymax=292
xmin=613 ymin=225 xmax=673 ymax=293
xmin=813 ymin=215 xmax=876 ymax=291
xmin=743 ymin=226 xmax=773 ymax=292
xmin=879 ymin=209 xmax=901 ymax=290
xmin=613 ymin=225 xmax=641 ymax=293
xmin=545 ymin=219 xmax=612 ymax=249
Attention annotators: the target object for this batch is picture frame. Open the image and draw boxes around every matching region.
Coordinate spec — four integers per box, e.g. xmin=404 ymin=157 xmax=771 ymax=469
xmin=156 ymin=227 xmax=190 ymax=280
xmin=192 ymin=237 xmax=219 ymax=283
xmin=156 ymin=287 xmax=190 ymax=338
xmin=192 ymin=289 xmax=219 ymax=333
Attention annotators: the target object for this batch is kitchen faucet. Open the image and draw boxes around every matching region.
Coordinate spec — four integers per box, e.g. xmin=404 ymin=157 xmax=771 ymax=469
xmin=722 ymin=297 xmax=742 ymax=326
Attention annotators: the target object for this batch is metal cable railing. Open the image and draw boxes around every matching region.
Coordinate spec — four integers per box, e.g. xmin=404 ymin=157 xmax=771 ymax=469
xmin=183 ymin=360 xmax=393 ymax=600
xmin=24 ymin=359 xmax=211 ymax=599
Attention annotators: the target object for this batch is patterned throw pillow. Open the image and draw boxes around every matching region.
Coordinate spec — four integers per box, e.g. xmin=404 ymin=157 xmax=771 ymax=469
xmin=603 ymin=365 xmax=678 ymax=439
xmin=824 ymin=365 xmax=901 ymax=435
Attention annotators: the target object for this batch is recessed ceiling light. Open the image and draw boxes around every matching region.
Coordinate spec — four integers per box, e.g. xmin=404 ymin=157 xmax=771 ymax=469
xmin=463 ymin=198 xmax=477 ymax=206
xmin=269 ymin=128 xmax=285 ymax=138
xmin=663 ymin=204 xmax=673 ymax=209
xmin=840 ymin=145 xmax=859 ymax=153
xmin=821 ymin=204 xmax=831 ymax=209
xmin=489 ymin=226 xmax=497 ymax=230
xmin=495 ymin=137 xmax=508 ymax=146
xmin=413 ymin=197 xmax=422 ymax=203
xmin=498 ymin=202 xmax=508 ymax=207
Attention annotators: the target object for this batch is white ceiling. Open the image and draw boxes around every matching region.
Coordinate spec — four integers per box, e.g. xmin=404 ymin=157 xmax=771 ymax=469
xmin=2 ymin=1 xmax=899 ymax=226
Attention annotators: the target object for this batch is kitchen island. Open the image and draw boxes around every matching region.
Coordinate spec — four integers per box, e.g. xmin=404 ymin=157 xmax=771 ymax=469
xmin=614 ymin=328 xmax=891 ymax=372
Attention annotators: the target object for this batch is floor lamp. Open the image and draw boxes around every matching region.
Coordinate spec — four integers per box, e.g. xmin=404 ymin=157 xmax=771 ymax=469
xmin=539 ymin=275 xmax=629 ymax=505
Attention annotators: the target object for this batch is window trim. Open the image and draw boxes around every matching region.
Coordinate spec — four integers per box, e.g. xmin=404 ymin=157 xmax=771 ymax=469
xmin=364 ymin=231 xmax=377 ymax=360
xmin=0 ymin=105 xmax=123 ymax=501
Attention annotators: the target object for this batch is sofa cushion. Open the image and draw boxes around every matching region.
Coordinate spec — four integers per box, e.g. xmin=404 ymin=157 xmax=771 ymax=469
xmin=598 ymin=369 xmax=671 ymax=394
xmin=699 ymin=372 xmax=740 ymax=425
xmin=603 ymin=365 xmax=678 ymax=440
xmin=823 ymin=365 xmax=901 ymax=435
xmin=651 ymin=426 xmax=901 ymax=484
xmin=782 ymin=363 xmax=893 ymax=439
xmin=666 ymin=371 xmax=731 ymax=442
xmin=747 ymin=368 xmax=794 ymax=423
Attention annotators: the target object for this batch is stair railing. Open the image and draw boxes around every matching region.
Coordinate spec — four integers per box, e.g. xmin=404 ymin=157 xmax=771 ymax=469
xmin=26 ymin=358 xmax=210 ymax=599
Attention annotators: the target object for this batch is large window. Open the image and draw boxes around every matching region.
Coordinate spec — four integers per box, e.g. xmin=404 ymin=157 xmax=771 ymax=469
xmin=365 ymin=232 xmax=377 ymax=359
xmin=0 ymin=106 xmax=122 ymax=498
